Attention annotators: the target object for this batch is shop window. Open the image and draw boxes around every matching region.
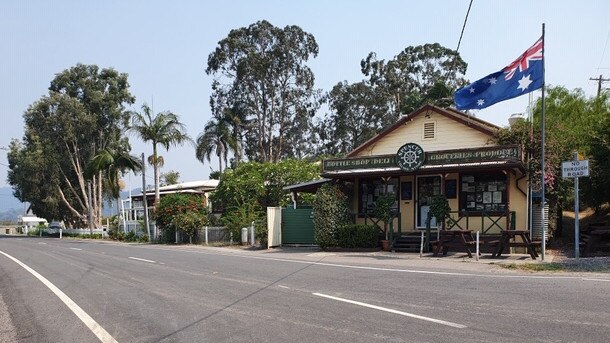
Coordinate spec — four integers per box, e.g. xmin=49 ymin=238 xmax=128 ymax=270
xmin=359 ymin=178 xmax=399 ymax=215
xmin=423 ymin=121 xmax=436 ymax=139
xmin=460 ymin=172 xmax=507 ymax=214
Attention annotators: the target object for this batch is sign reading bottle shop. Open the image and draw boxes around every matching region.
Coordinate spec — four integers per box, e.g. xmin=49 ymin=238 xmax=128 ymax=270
xmin=323 ymin=145 xmax=521 ymax=172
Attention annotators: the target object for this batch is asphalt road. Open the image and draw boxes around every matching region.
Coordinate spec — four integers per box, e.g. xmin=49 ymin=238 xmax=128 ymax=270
xmin=1 ymin=236 xmax=609 ymax=342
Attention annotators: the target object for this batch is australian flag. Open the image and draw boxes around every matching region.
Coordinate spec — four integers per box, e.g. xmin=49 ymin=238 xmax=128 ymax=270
xmin=454 ymin=38 xmax=543 ymax=110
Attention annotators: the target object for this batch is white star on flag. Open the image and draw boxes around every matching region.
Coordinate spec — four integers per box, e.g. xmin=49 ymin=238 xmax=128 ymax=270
xmin=517 ymin=74 xmax=533 ymax=91
xmin=477 ymin=99 xmax=485 ymax=106
xmin=469 ymin=87 xmax=475 ymax=93
xmin=488 ymin=77 xmax=497 ymax=85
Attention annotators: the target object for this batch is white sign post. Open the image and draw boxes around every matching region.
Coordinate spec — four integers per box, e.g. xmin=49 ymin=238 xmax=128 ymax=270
xmin=562 ymin=154 xmax=589 ymax=258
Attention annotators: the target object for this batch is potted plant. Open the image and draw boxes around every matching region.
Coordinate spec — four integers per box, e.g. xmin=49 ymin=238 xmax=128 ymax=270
xmin=373 ymin=194 xmax=396 ymax=251
xmin=429 ymin=195 xmax=451 ymax=230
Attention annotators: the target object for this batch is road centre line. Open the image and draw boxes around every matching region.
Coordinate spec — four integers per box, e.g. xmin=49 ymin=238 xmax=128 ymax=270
xmin=70 ymin=248 xmax=82 ymax=251
xmin=147 ymin=246 xmax=610 ymax=282
xmin=128 ymin=256 xmax=156 ymax=263
xmin=0 ymin=249 xmax=117 ymax=343
xmin=313 ymin=293 xmax=467 ymax=329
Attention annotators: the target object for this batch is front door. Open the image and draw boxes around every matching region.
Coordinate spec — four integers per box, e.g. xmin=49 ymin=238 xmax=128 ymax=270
xmin=416 ymin=175 xmax=442 ymax=228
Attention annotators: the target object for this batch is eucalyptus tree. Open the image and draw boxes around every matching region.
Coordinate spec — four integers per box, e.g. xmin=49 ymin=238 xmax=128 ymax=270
xmin=360 ymin=43 xmax=468 ymax=120
xmin=195 ymin=117 xmax=234 ymax=174
xmin=131 ymin=104 xmax=191 ymax=206
xmin=8 ymin=64 xmax=135 ymax=227
xmin=206 ymin=20 xmax=322 ymax=162
xmin=316 ymin=81 xmax=389 ymax=156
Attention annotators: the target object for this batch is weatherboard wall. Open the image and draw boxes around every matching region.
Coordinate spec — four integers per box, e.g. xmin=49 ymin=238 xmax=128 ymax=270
xmin=352 ymin=109 xmax=492 ymax=157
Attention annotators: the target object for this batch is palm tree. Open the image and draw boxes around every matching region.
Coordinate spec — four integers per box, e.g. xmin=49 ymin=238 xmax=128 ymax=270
xmin=131 ymin=104 xmax=191 ymax=207
xmin=87 ymin=148 xmax=143 ymax=235
xmin=196 ymin=117 xmax=235 ymax=174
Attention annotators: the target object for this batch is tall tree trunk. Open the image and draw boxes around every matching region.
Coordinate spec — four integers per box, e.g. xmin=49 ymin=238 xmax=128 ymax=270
xmin=153 ymin=144 xmax=160 ymax=206
xmin=218 ymin=153 xmax=223 ymax=174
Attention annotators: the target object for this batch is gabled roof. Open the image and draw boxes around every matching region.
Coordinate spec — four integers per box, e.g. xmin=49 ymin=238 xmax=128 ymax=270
xmin=347 ymin=104 xmax=501 ymax=157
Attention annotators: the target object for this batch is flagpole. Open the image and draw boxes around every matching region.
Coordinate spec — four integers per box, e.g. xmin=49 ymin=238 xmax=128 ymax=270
xmin=540 ymin=23 xmax=546 ymax=261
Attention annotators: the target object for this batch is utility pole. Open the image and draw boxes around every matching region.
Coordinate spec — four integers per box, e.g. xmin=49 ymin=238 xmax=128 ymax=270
xmin=590 ymin=74 xmax=610 ymax=97
xmin=87 ymin=180 xmax=94 ymax=236
xmin=141 ymin=153 xmax=151 ymax=242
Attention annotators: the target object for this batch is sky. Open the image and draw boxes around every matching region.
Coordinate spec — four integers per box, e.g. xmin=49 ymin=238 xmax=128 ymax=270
xmin=1 ymin=0 xmax=609 ymax=190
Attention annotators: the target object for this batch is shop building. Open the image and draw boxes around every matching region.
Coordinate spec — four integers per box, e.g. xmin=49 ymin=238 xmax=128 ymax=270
xmin=321 ymin=105 xmax=528 ymax=240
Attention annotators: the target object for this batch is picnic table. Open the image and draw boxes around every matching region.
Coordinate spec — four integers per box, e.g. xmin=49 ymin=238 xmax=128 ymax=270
xmin=491 ymin=230 xmax=539 ymax=259
xmin=432 ymin=230 xmax=476 ymax=258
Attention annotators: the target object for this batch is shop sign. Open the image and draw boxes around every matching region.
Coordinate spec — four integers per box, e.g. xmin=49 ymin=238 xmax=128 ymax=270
xmin=323 ymin=155 xmax=396 ymax=171
xmin=397 ymin=143 xmax=425 ymax=172
xmin=426 ymin=146 xmax=521 ymax=165
xmin=323 ymin=145 xmax=521 ymax=172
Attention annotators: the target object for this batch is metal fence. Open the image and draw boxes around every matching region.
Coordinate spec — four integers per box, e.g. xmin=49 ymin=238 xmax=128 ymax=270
xmin=177 ymin=226 xmax=230 ymax=244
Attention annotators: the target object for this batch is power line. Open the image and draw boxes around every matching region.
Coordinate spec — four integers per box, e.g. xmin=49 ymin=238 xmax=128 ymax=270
xmin=456 ymin=0 xmax=474 ymax=53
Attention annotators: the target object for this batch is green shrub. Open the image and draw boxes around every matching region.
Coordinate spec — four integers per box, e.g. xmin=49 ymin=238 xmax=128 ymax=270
xmin=373 ymin=194 xmax=395 ymax=240
xmin=312 ymin=183 xmax=352 ymax=249
xmin=171 ymin=211 xmax=208 ymax=244
xmin=255 ymin=218 xmax=268 ymax=248
xmin=138 ymin=234 xmax=149 ymax=243
xmin=155 ymin=194 xmax=208 ymax=241
xmin=221 ymin=202 xmax=264 ymax=245
xmin=125 ymin=231 xmax=136 ymax=242
xmin=335 ymin=224 xmax=379 ymax=248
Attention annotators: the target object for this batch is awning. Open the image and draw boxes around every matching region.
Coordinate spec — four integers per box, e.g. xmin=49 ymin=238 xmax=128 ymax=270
xmin=283 ymin=178 xmax=331 ymax=193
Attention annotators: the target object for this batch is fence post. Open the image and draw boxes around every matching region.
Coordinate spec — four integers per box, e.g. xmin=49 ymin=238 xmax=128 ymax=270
xmin=476 ymin=231 xmax=480 ymax=261
xmin=419 ymin=230 xmax=424 ymax=257
xmin=250 ymin=221 xmax=255 ymax=246
xmin=205 ymin=227 xmax=209 ymax=245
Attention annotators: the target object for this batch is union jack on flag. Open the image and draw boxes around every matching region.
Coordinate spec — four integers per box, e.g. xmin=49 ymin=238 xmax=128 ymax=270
xmin=454 ymin=37 xmax=544 ymax=110
xmin=503 ymin=38 xmax=543 ymax=80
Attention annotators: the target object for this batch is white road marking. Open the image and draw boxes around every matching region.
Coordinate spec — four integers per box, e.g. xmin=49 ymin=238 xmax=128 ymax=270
xmin=0 ymin=250 xmax=117 ymax=343
xmin=278 ymin=285 xmax=290 ymax=289
xmin=130 ymin=246 xmax=610 ymax=282
xmin=70 ymin=248 xmax=82 ymax=251
xmin=128 ymin=256 xmax=156 ymax=263
xmin=313 ymin=293 xmax=467 ymax=329
xmin=38 ymin=242 xmax=46 ymax=245
xmin=582 ymin=278 xmax=610 ymax=282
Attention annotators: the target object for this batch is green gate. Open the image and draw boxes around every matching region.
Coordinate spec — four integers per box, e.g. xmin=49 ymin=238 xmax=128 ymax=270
xmin=281 ymin=207 xmax=315 ymax=245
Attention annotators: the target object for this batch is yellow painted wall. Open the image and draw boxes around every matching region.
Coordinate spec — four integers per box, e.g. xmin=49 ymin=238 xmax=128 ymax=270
xmin=510 ymin=172 xmax=528 ymax=230
xmin=353 ymin=110 xmax=492 ymax=156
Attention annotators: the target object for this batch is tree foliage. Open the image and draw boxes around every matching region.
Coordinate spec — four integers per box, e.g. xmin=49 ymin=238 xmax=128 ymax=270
xmin=7 ymin=64 xmax=135 ymax=227
xmin=206 ymin=20 xmax=322 ymax=162
xmin=316 ymin=43 xmax=467 ymax=156
xmin=360 ymin=43 xmax=467 ymax=118
xmin=131 ymin=103 xmax=191 ymax=206
xmin=494 ymin=86 xmax=610 ymax=225
xmin=195 ymin=116 xmax=235 ymax=173
xmin=316 ymin=81 xmax=389 ymax=155
xmin=154 ymin=193 xmax=208 ymax=234
xmin=209 ymin=159 xmax=321 ymax=212
xmin=160 ymin=170 xmax=180 ymax=186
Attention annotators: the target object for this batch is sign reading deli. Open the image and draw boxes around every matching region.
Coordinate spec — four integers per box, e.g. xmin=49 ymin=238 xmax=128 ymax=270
xmin=323 ymin=145 xmax=521 ymax=172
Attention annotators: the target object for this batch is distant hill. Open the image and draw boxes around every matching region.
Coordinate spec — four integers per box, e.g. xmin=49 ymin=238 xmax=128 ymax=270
xmin=0 ymin=186 xmax=143 ymax=221
xmin=0 ymin=187 xmax=24 ymax=223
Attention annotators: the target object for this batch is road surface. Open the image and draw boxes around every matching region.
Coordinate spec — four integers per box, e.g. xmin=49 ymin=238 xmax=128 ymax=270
xmin=1 ymin=236 xmax=609 ymax=342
